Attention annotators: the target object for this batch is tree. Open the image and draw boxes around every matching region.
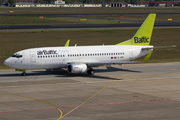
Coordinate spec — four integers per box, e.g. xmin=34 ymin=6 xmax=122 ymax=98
xmin=35 ymin=0 xmax=44 ymax=3
xmin=124 ymin=0 xmax=144 ymax=4
xmin=8 ymin=0 xmax=16 ymax=6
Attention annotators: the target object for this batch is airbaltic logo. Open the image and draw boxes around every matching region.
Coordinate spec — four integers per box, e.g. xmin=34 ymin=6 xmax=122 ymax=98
xmin=37 ymin=50 xmax=57 ymax=55
xmin=134 ymin=36 xmax=149 ymax=43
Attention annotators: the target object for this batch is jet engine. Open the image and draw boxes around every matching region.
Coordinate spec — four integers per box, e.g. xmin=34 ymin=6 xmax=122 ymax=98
xmin=67 ymin=63 xmax=88 ymax=74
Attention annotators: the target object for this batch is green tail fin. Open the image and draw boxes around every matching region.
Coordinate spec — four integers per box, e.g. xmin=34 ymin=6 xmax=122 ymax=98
xmin=116 ymin=13 xmax=156 ymax=46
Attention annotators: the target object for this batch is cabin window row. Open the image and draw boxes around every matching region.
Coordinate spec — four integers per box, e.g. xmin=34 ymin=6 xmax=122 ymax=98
xmin=38 ymin=55 xmax=65 ymax=58
xmin=67 ymin=52 xmax=124 ymax=57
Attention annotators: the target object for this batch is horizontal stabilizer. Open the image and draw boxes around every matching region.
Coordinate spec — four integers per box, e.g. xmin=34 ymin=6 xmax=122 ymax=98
xmin=142 ymin=45 xmax=176 ymax=50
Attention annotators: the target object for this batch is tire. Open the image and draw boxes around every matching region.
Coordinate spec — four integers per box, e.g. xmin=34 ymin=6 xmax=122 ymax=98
xmin=22 ymin=72 xmax=26 ymax=76
xmin=87 ymin=69 xmax=94 ymax=75
xmin=90 ymin=70 xmax=94 ymax=75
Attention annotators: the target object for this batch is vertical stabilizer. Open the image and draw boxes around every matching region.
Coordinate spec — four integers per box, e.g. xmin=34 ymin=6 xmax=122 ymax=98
xmin=116 ymin=13 xmax=156 ymax=46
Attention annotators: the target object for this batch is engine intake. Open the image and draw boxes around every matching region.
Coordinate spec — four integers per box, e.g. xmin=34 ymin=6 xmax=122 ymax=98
xmin=67 ymin=63 xmax=88 ymax=74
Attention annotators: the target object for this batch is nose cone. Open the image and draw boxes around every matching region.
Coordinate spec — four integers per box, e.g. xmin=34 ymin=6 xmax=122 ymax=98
xmin=4 ymin=58 xmax=12 ymax=67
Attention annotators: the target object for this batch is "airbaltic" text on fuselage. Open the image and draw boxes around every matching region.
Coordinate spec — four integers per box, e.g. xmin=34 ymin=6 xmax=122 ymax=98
xmin=37 ymin=50 xmax=57 ymax=55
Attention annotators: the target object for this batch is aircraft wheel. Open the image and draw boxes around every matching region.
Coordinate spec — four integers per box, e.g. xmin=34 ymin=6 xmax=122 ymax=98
xmin=87 ymin=68 xmax=94 ymax=75
xmin=90 ymin=70 xmax=95 ymax=75
xmin=22 ymin=72 xmax=27 ymax=76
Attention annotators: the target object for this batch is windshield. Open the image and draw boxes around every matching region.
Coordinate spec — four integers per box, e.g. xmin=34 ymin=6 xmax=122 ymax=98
xmin=12 ymin=54 xmax=23 ymax=58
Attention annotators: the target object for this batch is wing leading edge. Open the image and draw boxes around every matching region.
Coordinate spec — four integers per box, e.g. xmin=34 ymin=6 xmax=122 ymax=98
xmin=87 ymin=61 xmax=137 ymax=67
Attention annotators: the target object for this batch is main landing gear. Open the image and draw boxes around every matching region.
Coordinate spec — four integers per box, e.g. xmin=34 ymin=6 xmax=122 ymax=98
xmin=87 ymin=68 xmax=95 ymax=75
xmin=22 ymin=72 xmax=27 ymax=76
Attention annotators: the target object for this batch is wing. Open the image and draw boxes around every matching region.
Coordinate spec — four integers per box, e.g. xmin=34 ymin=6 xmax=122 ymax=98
xmin=87 ymin=61 xmax=137 ymax=67
xmin=64 ymin=39 xmax=70 ymax=47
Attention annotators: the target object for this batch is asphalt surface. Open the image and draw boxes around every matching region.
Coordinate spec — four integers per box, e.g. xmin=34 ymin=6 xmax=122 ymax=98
xmin=0 ymin=22 xmax=180 ymax=31
xmin=0 ymin=13 xmax=180 ymax=30
xmin=0 ymin=62 xmax=180 ymax=120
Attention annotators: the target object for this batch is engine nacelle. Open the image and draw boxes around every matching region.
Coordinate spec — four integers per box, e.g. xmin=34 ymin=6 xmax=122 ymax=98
xmin=67 ymin=63 xmax=88 ymax=74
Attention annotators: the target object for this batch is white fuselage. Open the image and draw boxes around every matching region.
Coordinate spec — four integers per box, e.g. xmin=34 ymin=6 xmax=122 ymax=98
xmin=4 ymin=45 xmax=153 ymax=70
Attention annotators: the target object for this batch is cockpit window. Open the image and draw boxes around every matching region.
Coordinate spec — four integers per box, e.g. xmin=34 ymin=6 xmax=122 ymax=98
xmin=12 ymin=54 xmax=23 ymax=58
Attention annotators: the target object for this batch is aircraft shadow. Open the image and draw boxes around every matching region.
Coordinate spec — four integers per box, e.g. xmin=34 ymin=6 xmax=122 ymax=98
xmin=99 ymin=67 xmax=141 ymax=73
xmin=0 ymin=67 xmax=141 ymax=80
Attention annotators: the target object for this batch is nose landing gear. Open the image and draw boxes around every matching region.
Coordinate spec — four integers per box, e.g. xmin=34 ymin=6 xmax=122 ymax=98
xmin=16 ymin=69 xmax=26 ymax=76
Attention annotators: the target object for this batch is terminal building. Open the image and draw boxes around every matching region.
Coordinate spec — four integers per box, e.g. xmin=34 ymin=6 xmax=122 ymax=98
xmin=140 ymin=0 xmax=179 ymax=7
xmin=3 ymin=0 xmax=179 ymax=7
xmin=15 ymin=0 xmax=65 ymax=7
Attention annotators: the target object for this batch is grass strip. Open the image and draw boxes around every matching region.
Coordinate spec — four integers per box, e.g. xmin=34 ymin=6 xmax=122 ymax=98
xmin=0 ymin=16 xmax=128 ymax=25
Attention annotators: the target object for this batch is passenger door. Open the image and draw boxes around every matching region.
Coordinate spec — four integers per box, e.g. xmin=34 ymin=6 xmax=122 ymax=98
xmin=30 ymin=51 xmax=36 ymax=63
xmin=129 ymin=49 xmax=133 ymax=60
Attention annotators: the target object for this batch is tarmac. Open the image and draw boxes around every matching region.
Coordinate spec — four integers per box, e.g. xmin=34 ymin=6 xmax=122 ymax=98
xmin=0 ymin=62 xmax=180 ymax=120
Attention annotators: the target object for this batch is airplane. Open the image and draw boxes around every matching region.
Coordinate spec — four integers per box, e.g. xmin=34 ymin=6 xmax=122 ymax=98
xmin=4 ymin=13 xmax=175 ymax=76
